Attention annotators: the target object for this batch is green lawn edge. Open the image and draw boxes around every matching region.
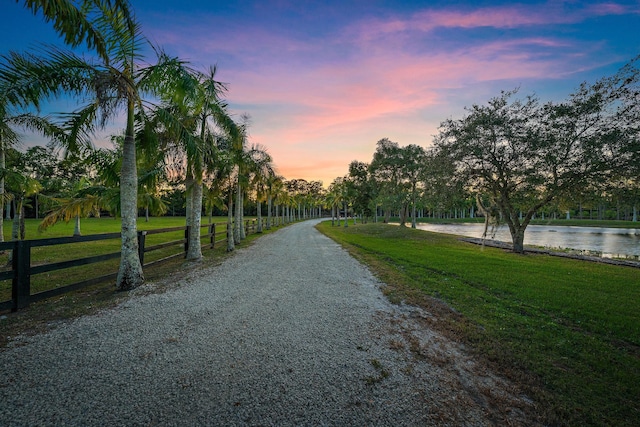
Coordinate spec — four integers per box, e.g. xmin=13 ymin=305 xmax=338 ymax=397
xmin=316 ymin=220 xmax=640 ymax=427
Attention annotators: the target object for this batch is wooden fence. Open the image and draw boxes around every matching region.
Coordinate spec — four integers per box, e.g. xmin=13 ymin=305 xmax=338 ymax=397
xmin=0 ymin=218 xmax=270 ymax=312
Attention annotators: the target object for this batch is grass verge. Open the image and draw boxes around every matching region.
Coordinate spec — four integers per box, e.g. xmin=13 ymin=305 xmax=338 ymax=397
xmin=316 ymin=221 xmax=640 ymax=427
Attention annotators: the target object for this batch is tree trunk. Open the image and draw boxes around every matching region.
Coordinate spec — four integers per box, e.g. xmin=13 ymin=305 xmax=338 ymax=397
xmin=186 ymin=177 xmax=203 ymax=261
xmin=511 ymin=228 xmax=525 ymax=254
xmin=227 ymin=189 xmax=235 ymax=252
xmin=7 ymin=200 xmax=20 ymax=264
xmin=399 ymin=205 xmax=407 ymax=227
xmin=234 ymin=181 xmax=242 ymax=244
xmin=343 ymin=202 xmax=348 ymax=228
xmin=411 ymin=188 xmax=417 ymax=229
xmin=73 ymin=215 xmax=81 ymax=236
xmin=331 ymin=205 xmax=335 ymax=226
xmin=257 ymin=200 xmax=263 ymax=233
xmin=266 ymin=196 xmax=272 ymax=230
xmin=240 ymin=192 xmax=246 ymax=240
xmin=116 ymin=101 xmax=144 ymax=291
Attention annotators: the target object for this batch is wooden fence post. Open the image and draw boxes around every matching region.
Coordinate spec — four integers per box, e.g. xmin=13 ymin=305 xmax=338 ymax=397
xmin=137 ymin=231 xmax=147 ymax=266
xmin=184 ymin=226 xmax=190 ymax=258
xmin=209 ymin=223 xmax=215 ymax=248
xmin=12 ymin=240 xmax=31 ymax=312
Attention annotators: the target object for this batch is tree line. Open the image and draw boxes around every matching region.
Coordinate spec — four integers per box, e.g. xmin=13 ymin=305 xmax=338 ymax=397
xmin=0 ymin=0 xmax=321 ymax=290
xmin=327 ymin=59 xmax=639 ymax=253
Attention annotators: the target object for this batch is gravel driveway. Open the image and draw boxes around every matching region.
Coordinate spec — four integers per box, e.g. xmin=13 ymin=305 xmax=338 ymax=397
xmin=0 ymin=219 xmax=535 ymax=426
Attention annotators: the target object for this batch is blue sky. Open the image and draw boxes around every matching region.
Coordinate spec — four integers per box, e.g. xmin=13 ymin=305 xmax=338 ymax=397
xmin=2 ymin=0 xmax=639 ymax=184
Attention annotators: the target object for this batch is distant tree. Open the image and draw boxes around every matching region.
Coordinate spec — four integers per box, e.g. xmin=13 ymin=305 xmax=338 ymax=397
xmin=347 ymin=161 xmax=374 ymax=222
xmin=38 ymin=177 xmax=100 ymax=236
xmin=610 ymin=56 xmax=640 ymax=221
xmin=369 ymin=138 xmax=407 ymax=224
xmin=400 ymin=144 xmax=426 ymax=228
xmin=436 ymin=85 xmax=623 ymax=253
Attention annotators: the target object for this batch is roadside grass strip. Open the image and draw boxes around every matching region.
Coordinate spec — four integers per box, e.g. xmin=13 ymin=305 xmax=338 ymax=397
xmin=317 ymin=221 xmax=640 ymax=427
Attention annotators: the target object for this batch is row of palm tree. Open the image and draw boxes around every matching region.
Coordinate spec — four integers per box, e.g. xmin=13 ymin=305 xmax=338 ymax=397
xmin=0 ymin=1 xmax=283 ymax=289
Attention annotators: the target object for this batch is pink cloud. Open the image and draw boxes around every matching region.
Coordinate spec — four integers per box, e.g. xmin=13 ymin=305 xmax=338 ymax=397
xmin=348 ymin=2 xmax=638 ymax=43
xmin=140 ymin=2 xmax=635 ymax=185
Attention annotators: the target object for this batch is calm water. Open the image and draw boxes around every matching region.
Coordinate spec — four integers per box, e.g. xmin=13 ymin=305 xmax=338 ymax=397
xmin=414 ymin=223 xmax=640 ymax=258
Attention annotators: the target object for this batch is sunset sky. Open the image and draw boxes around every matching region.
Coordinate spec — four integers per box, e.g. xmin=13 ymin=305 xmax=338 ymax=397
xmin=2 ymin=1 xmax=639 ymax=185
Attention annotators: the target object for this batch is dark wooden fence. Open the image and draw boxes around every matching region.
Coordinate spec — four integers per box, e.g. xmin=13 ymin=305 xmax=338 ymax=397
xmin=0 ymin=218 xmax=270 ymax=312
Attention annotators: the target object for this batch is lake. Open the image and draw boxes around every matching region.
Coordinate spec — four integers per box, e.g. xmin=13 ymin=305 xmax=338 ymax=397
xmin=413 ymin=223 xmax=640 ymax=259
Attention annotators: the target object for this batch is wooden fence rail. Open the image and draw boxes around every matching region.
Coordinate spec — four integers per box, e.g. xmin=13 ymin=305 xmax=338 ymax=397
xmin=0 ymin=218 xmax=271 ymax=313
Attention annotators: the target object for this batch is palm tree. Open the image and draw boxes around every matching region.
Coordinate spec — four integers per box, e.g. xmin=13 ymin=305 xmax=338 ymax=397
xmin=267 ymin=175 xmax=284 ymax=227
xmin=19 ymin=0 xmax=135 ymax=63
xmin=152 ymin=65 xmax=239 ymax=260
xmin=327 ymin=177 xmax=347 ymax=227
xmin=265 ymin=174 xmax=284 ymax=230
xmin=1 ymin=4 xmax=188 ymax=289
xmin=38 ymin=176 xmax=100 ymax=236
xmin=248 ymin=144 xmax=275 ymax=233
xmin=3 ymin=168 xmax=42 ymax=263
xmin=0 ymin=98 xmax=63 ymax=247
xmin=187 ymin=67 xmax=239 ymax=260
xmin=229 ymin=117 xmax=252 ymax=245
xmin=211 ymin=135 xmax=239 ymax=252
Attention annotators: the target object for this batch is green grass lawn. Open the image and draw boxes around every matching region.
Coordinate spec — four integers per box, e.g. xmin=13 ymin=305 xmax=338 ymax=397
xmin=0 ymin=216 xmax=247 ymax=301
xmin=317 ymin=221 xmax=640 ymax=427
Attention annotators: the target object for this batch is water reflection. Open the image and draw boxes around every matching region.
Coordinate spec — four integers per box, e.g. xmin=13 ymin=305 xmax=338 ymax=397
xmin=413 ymin=223 xmax=640 ymax=258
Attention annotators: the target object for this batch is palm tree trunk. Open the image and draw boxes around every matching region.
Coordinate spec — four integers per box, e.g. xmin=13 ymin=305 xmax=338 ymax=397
xmin=7 ymin=199 xmax=20 ymax=264
xmin=116 ymin=100 xmax=144 ymax=290
xmin=344 ymin=202 xmax=348 ymax=228
xmin=73 ymin=215 xmax=81 ymax=236
xmin=240 ymin=191 xmax=246 ymax=239
xmin=257 ymin=200 xmax=263 ymax=233
xmin=227 ymin=187 xmax=235 ymax=252
xmin=185 ymin=173 xmax=193 ymax=229
xmin=186 ymin=175 xmax=203 ymax=261
xmin=266 ymin=195 xmax=272 ymax=230
xmin=234 ymin=180 xmax=242 ymax=244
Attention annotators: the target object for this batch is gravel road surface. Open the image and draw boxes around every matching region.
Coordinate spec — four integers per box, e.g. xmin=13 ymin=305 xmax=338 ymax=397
xmin=0 ymin=219 xmax=535 ymax=426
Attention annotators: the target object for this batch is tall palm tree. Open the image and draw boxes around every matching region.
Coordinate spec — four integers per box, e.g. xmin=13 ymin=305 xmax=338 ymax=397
xmin=188 ymin=68 xmax=239 ymax=260
xmin=1 ymin=4 xmax=188 ymax=289
xmin=210 ymin=135 xmax=238 ymax=252
xmin=264 ymin=174 xmax=283 ymax=230
xmin=3 ymin=168 xmax=42 ymax=262
xmin=248 ymin=144 xmax=274 ymax=233
xmin=19 ymin=0 xmax=135 ymax=63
